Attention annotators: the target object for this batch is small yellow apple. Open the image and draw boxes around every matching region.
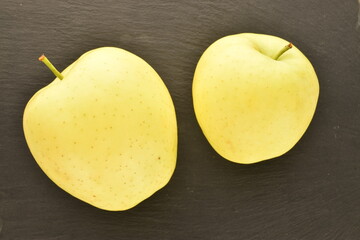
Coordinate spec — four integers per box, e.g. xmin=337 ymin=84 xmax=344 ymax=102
xmin=23 ymin=47 xmax=177 ymax=210
xmin=193 ymin=33 xmax=319 ymax=164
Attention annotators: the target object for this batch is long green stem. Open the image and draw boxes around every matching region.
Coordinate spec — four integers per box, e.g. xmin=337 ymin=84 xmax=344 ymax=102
xmin=38 ymin=54 xmax=64 ymax=80
xmin=274 ymin=43 xmax=293 ymax=60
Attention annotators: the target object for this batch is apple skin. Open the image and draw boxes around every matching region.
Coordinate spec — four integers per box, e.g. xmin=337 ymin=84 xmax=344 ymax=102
xmin=193 ymin=33 xmax=319 ymax=164
xmin=23 ymin=47 xmax=177 ymax=210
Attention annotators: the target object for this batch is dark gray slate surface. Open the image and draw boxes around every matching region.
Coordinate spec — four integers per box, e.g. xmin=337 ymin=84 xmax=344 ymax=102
xmin=1 ymin=0 xmax=359 ymax=239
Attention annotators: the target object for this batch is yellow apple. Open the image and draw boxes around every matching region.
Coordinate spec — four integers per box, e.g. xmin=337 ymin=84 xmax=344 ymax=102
xmin=193 ymin=33 xmax=319 ymax=164
xmin=23 ymin=47 xmax=177 ymax=210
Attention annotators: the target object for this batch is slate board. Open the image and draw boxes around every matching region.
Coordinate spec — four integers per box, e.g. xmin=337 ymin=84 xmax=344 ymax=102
xmin=1 ymin=0 xmax=359 ymax=239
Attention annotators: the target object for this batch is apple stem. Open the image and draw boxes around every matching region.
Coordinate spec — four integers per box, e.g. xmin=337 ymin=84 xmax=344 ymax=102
xmin=38 ymin=54 xmax=64 ymax=80
xmin=274 ymin=43 xmax=293 ymax=60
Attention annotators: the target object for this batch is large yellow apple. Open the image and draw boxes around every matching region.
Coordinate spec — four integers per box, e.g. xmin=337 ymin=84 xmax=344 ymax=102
xmin=23 ymin=47 xmax=177 ymax=210
xmin=193 ymin=33 xmax=319 ymax=164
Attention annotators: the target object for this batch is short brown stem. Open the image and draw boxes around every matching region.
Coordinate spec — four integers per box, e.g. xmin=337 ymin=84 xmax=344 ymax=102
xmin=274 ymin=43 xmax=293 ymax=60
